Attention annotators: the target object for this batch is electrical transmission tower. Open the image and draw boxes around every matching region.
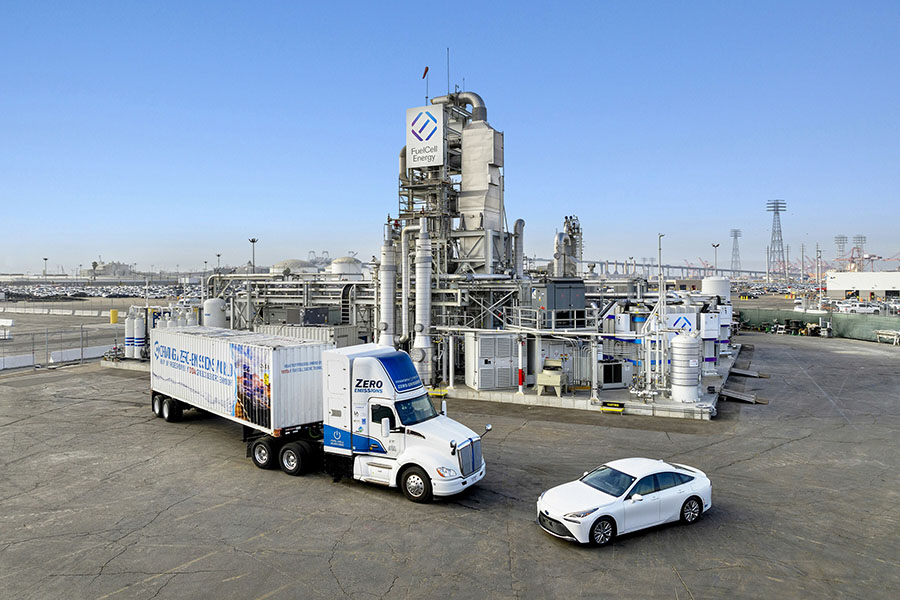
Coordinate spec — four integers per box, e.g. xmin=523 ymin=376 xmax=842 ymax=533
xmin=834 ymin=234 xmax=847 ymax=258
xmin=767 ymin=200 xmax=787 ymax=281
xmin=730 ymin=229 xmax=742 ymax=273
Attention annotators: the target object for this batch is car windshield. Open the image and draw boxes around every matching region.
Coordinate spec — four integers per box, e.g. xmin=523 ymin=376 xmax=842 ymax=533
xmin=394 ymin=394 xmax=438 ymax=426
xmin=580 ymin=466 xmax=636 ymax=497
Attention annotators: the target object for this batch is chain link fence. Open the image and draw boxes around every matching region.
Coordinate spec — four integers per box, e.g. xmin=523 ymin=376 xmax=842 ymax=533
xmin=0 ymin=325 xmax=124 ymax=370
xmin=737 ymin=308 xmax=900 ymax=343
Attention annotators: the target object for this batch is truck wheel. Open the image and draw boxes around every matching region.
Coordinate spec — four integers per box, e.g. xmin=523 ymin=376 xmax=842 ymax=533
xmin=162 ymin=398 xmax=182 ymax=422
xmin=400 ymin=466 xmax=432 ymax=503
xmin=251 ymin=439 xmax=277 ymax=470
xmin=151 ymin=394 xmax=163 ymax=418
xmin=279 ymin=442 xmax=308 ymax=476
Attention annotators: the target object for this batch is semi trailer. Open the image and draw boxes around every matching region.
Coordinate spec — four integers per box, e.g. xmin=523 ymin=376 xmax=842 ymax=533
xmin=149 ymin=327 xmax=489 ymax=502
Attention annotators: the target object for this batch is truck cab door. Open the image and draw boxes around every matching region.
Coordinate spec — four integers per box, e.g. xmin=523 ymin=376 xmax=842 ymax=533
xmin=368 ymin=401 xmax=404 ymax=459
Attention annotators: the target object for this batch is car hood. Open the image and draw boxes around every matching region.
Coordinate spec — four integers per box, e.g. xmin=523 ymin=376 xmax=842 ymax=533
xmin=540 ymin=480 xmax=616 ymax=514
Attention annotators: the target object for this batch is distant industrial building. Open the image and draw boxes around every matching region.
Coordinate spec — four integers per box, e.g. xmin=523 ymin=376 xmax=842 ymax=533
xmin=826 ymin=271 xmax=900 ymax=299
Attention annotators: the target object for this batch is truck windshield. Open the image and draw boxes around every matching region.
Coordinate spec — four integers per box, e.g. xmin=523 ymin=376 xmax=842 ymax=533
xmin=395 ymin=394 xmax=438 ymax=426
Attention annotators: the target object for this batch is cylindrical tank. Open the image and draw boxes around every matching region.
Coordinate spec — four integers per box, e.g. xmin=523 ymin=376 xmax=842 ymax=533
xmin=331 ymin=256 xmax=363 ymax=278
xmin=157 ymin=313 xmax=167 ymax=329
xmin=133 ymin=313 xmax=145 ymax=359
xmin=124 ymin=313 xmax=135 ymax=358
xmin=109 ymin=309 xmax=119 ymax=324
xmin=176 ymin=309 xmax=187 ymax=327
xmin=412 ymin=217 xmax=433 ymax=384
xmin=166 ymin=314 xmax=178 ymax=328
xmin=701 ymin=276 xmax=731 ymax=302
xmin=186 ymin=308 xmax=198 ymax=326
xmin=670 ymin=333 xmax=701 ymax=403
xmin=378 ymin=230 xmax=396 ymax=346
xmin=203 ymin=298 xmax=227 ymax=328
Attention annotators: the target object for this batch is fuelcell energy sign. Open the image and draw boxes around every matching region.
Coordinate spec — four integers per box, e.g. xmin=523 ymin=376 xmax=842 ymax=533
xmin=406 ymin=106 xmax=444 ymax=167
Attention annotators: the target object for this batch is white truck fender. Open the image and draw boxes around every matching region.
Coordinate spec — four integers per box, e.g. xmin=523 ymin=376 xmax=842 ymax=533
xmin=391 ymin=447 xmax=454 ymax=487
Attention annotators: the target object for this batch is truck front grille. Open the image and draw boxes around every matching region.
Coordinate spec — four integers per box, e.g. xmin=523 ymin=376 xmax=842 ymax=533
xmin=457 ymin=438 xmax=482 ymax=477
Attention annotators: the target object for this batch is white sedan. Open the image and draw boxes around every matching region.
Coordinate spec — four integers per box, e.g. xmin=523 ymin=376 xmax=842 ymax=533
xmin=536 ymin=457 xmax=712 ymax=546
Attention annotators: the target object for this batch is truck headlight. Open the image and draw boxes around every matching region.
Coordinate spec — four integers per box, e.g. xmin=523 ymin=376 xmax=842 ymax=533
xmin=564 ymin=508 xmax=598 ymax=519
xmin=436 ymin=466 xmax=458 ymax=478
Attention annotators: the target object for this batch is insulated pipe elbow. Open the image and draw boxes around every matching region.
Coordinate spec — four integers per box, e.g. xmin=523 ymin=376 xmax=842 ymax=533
xmin=431 ymin=91 xmax=487 ymax=121
xmin=399 ymin=146 xmax=407 ymax=181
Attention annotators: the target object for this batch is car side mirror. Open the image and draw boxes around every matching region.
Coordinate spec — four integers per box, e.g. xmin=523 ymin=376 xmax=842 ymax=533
xmin=441 ymin=400 xmax=447 ymax=416
xmin=631 ymin=493 xmax=644 ymax=502
xmin=381 ymin=417 xmax=391 ymax=439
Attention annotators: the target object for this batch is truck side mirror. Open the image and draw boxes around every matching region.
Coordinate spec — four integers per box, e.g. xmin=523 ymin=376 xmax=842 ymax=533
xmin=441 ymin=400 xmax=447 ymax=416
xmin=381 ymin=417 xmax=391 ymax=439
xmin=482 ymin=424 xmax=493 ymax=437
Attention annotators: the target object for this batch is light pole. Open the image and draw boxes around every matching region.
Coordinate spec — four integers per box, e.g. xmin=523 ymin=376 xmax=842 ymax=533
xmin=711 ymin=243 xmax=720 ymax=275
xmin=43 ymin=257 xmax=48 ymax=279
xmin=216 ymin=253 xmax=221 ymax=274
xmin=249 ymin=238 xmax=258 ymax=273
xmin=203 ymin=260 xmax=208 ymax=302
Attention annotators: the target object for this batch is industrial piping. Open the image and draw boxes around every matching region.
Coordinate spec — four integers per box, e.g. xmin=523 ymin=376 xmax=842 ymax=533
xmin=412 ymin=217 xmax=433 ymax=383
xmin=431 ymin=91 xmax=487 ymax=122
xmin=378 ymin=225 xmax=396 ymax=346
xmin=513 ymin=219 xmax=525 ymax=278
xmin=399 ymin=223 xmax=420 ymax=343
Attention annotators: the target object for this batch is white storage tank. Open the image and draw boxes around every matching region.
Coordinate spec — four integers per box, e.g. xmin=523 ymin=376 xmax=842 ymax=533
xmin=330 ymin=256 xmax=363 ymax=279
xmin=186 ymin=308 xmax=199 ymax=326
xmin=203 ymin=298 xmax=227 ymax=328
xmin=125 ymin=313 xmax=135 ymax=359
xmin=670 ymin=333 xmax=701 ymax=403
xmin=701 ymin=276 xmax=731 ymax=302
xmin=133 ymin=313 xmax=146 ymax=359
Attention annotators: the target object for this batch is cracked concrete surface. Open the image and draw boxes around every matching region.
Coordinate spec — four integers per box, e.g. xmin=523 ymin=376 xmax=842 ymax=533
xmin=1 ymin=332 xmax=898 ymax=599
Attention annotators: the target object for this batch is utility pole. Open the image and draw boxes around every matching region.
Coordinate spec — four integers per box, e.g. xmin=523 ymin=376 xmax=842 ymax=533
xmin=711 ymin=243 xmax=720 ymax=275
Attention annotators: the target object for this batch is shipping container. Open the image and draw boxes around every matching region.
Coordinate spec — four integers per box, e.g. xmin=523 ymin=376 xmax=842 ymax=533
xmin=150 ymin=326 xmax=332 ymax=435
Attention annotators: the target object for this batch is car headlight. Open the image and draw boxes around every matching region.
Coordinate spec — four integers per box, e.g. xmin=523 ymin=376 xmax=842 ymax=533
xmin=436 ymin=466 xmax=458 ymax=478
xmin=564 ymin=508 xmax=599 ymax=519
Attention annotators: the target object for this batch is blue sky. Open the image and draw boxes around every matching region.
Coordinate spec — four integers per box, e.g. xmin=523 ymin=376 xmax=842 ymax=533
xmin=1 ymin=1 xmax=898 ymax=274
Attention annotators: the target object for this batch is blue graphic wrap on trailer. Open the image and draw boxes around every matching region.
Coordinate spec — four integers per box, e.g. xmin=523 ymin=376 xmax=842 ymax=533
xmin=376 ymin=353 xmax=422 ymax=392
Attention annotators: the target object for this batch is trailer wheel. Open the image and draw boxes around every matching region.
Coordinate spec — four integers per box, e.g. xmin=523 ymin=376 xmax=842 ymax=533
xmin=251 ymin=438 xmax=278 ymax=470
xmin=279 ymin=442 xmax=308 ymax=476
xmin=162 ymin=398 xmax=182 ymax=422
xmin=400 ymin=466 xmax=433 ymax=503
xmin=151 ymin=394 xmax=164 ymax=418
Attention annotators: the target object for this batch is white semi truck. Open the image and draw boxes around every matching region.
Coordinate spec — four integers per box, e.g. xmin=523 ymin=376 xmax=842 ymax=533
xmin=150 ymin=327 xmax=489 ymax=502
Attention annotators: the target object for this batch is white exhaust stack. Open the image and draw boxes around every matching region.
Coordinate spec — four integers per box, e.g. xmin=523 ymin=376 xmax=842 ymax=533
xmin=412 ymin=217 xmax=433 ymax=384
xmin=378 ymin=225 xmax=397 ymax=346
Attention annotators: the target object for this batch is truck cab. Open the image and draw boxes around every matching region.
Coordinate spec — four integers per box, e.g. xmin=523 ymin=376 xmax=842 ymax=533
xmin=321 ymin=344 xmax=488 ymax=502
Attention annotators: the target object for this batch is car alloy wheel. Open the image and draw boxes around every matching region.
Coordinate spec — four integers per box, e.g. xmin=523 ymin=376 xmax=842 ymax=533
xmin=591 ymin=518 xmax=614 ymax=546
xmin=682 ymin=498 xmax=701 ymax=523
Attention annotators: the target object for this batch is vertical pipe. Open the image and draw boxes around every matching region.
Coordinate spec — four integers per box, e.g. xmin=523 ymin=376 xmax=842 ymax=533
xmin=412 ymin=217 xmax=433 ymax=384
xmin=517 ymin=336 xmax=524 ymax=394
xmin=590 ymin=338 xmax=598 ymax=402
xmin=400 ymin=224 xmax=420 ymax=343
xmin=378 ymin=226 xmax=396 ymax=346
xmin=80 ymin=325 xmax=84 ymax=364
xmin=448 ymin=334 xmax=456 ymax=389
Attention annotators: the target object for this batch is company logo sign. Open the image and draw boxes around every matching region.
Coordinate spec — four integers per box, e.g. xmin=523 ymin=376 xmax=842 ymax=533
xmin=406 ymin=105 xmax=444 ymax=167
xmin=672 ymin=316 xmax=693 ymax=330
xmin=410 ymin=111 xmax=438 ymax=141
